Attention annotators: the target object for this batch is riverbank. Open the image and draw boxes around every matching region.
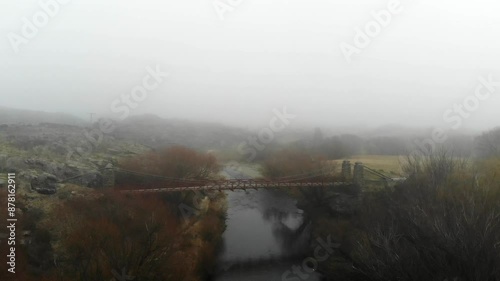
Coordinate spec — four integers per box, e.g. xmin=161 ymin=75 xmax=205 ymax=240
xmin=172 ymin=191 xmax=228 ymax=281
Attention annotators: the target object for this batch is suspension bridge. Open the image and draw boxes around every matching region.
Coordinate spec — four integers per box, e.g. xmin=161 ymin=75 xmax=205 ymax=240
xmin=120 ymin=178 xmax=350 ymax=193
xmin=110 ymin=161 xmax=404 ymax=193
xmin=57 ymin=160 xmax=404 ymax=193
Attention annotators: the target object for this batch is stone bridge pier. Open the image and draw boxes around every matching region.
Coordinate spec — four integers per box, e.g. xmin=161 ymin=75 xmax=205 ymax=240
xmin=353 ymin=162 xmax=364 ymax=187
xmin=103 ymin=163 xmax=115 ymax=188
xmin=341 ymin=160 xmax=351 ymax=181
xmin=341 ymin=160 xmax=364 ymax=187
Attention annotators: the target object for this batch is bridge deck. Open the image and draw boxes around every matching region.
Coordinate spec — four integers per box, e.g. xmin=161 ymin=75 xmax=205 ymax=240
xmin=121 ymin=180 xmax=351 ymax=193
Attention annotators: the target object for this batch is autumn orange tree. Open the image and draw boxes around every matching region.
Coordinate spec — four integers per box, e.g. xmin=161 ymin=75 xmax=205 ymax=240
xmin=261 ymin=148 xmax=333 ymax=179
xmin=116 ymin=146 xmax=222 ymax=219
xmin=261 ymin=149 xmax=339 ymax=209
xmin=51 ymin=192 xmax=182 ymax=281
xmin=120 ymin=145 xmax=220 ymax=180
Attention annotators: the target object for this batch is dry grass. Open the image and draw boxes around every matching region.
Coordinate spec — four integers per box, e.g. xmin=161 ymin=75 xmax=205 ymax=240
xmin=332 ymin=155 xmax=404 ymax=177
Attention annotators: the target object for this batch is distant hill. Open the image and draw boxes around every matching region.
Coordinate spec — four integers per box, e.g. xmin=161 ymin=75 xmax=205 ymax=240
xmin=112 ymin=114 xmax=250 ymax=150
xmin=0 ymin=106 xmax=85 ymax=126
xmin=0 ymin=108 xmax=254 ymax=153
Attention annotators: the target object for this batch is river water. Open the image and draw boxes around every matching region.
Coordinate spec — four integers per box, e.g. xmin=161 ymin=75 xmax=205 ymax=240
xmin=214 ymin=167 xmax=323 ymax=281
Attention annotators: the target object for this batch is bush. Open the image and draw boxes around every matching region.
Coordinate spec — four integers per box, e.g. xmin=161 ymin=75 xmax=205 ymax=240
xmin=260 ymin=148 xmax=334 ymax=179
xmin=328 ymin=151 xmax=500 ymax=281
xmin=50 ymin=192 xmax=181 ymax=281
xmin=116 ymin=145 xmax=221 ymax=188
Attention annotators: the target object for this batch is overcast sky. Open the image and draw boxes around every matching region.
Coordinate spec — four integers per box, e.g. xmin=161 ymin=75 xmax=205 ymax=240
xmin=1 ymin=0 xmax=500 ymax=131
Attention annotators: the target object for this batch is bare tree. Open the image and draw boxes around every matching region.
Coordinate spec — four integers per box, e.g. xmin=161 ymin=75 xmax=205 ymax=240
xmin=327 ymin=151 xmax=500 ymax=281
xmin=475 ymin=127 xmax=500 ymax=158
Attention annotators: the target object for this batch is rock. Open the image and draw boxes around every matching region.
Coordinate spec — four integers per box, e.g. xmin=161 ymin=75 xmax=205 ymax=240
xmin=30 ymin=173 xmax=58 ymax=194
xmin=78 ymin=171 xmax=104 ymax=188
xmin=12 ymin=158 xmax=106 ymax=188
xmin=107 ymin=148 xmax=121 ymax=155
xmin=5 ymin=157 xmax=28 ymax=172
xmin=24 ymin=158 xmax=64 ymax=176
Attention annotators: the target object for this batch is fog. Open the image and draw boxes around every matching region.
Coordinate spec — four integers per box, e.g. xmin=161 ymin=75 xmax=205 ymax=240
xmin=1 ymin=0 xmax=500 ymax=130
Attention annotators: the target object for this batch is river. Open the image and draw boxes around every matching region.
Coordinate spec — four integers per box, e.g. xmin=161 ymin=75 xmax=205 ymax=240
xmin=213 ymin=166 xmax=323 ymax=281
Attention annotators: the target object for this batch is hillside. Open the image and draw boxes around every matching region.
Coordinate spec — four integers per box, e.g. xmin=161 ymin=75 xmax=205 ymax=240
xmin=0 ymin=106 xmax=85 ymax=125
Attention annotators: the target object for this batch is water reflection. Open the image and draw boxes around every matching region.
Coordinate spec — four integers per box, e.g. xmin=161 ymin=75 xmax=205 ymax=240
xmin=215 ymin=188 xmax=321 ymax=280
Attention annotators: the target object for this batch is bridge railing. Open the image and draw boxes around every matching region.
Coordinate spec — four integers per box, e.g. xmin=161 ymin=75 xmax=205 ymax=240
xmin=114 ymin=162 xmax=403 ymax=193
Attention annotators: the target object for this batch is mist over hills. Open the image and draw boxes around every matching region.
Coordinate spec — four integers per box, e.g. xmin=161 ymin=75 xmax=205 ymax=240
xmin=0 ymin=106 xmax=483 ymax=160
xmin=0 ymin=106 xmax=481 ymax=140
xmin=0 ymin=106 xmax=85 ymax=126
xmin=112 ymin=114 xmax=249 ymax=150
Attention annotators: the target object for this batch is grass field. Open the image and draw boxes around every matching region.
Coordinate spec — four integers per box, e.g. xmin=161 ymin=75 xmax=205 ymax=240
xmin=333 ymin=155 xmax=404 ymax=177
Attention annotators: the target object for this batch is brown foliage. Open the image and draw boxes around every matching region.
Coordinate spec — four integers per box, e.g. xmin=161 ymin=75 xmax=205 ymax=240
xmin=116 ymin=146 xmax=221 ymax=191
xmin=120 ymin=145 xmax=220 ymax=180
xmin=51 ymin=192 xmax=181 ymax=281
xmin=261 ymin=149 xmax=332 ymax=179
xmin=341 ymin=152 xmax=500 ymax=281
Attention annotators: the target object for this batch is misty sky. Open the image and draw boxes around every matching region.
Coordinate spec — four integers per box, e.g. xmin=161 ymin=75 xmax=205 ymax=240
xmin=1 ymin=0 xmax=500 ymax=130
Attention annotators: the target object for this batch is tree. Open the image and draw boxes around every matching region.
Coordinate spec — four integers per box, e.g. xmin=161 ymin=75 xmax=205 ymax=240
xmin=312 ymin=127 xmax=324 ymax=149
xmin=475 ymin=127 xmax=500 ymax=158
xmin=336 ymin=151 xmax=500 ymax=281
xmin=121 ymin=146 xmax=220 ymax=179
xmin=316 ymin=134 xmax=364 ymax=160
xmin=117 ymin=145 xmax=221 ymax=188
xmin=52 ymin=192 xmax=181 ymax=281
xmin=261 ymin=149 xmax=339 ymax=209
xmin=366 ymin=136 xmax=407 ymax=155
xmin=261 ymin=149 xmax=330 ymax=179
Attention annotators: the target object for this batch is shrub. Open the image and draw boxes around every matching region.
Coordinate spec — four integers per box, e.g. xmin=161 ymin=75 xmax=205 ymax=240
xmin=331 ymin=151 xmax=500 ymax=281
